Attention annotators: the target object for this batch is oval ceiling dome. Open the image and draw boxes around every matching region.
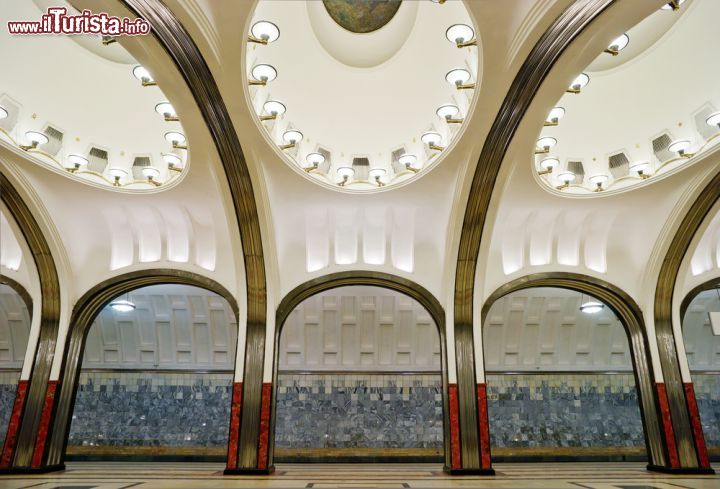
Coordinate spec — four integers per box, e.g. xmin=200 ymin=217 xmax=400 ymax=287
xmin=322 ymin=0 xmax=402 ymax=34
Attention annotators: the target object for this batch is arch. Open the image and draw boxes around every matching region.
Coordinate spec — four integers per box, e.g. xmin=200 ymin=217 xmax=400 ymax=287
xmin=0 ymin=276 xmax=32 ymax=319
xmin=482 ymin=272 xmax=665 ymax=468
xmin=44 ymin=269 xmax=238 ymax=468
xmin=0 ymin=171 xmax=60 ymax=470
xmin=654 ymin=169 xmax=720 ymax=471
xmin=120 ymin=0 xmax=268 ymax=472
xmin=270 ymin=271 xmax=450 ymax=469
xmin=680 ymin=276 xmax=720 ymax=322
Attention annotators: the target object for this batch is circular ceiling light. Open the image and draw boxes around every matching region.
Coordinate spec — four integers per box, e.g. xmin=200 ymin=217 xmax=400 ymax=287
xmin=110 ymin=298 xmax=136 ymax=312
xmin=445 ymin=68 xmax=471 ymax=86
xmin=546 ymin=107 xmax=565 ymax=124
xmin=557 ymin=171 xmax=575 ymax=184
xmin=164 ymin=131 xmax=186 ymax=145
xmin=537 ymin=136 xmax=557 ymax=149
xmin=251 ymin=64 xmax=277 ymax=83
xmin=306 ymin=152 xmax=325 ymax=168
xmin=337 ymin=166 xmax=355 ymax=185
xmin=446 ymin=24 xmax=475 ymax=46
xmin=163 ymin=153 xmax=183 ymax=168
xmin=155 ymin=102 xmax=177 ymax=118
xmin=263 ymin=100 xmax=286 ymax=117
xmin=421 ymin=132 xmax=442 ymax=146
xmin=579 ymin=300 xmax=604 ymax=314
xmin=142 ymin=166 xmax=161 ymax=178
xmin=661 ymin=0 xmax=685 ymax=10
xmin=668 ymin=139 xmax=691 ymax=154
xmin=25 ymin=131 xmax=49 ymax=145
xmin=108 ymin=167 xmax=128 ymax=178
xmin=606 ymin=33 xmax=629 ymax=53
xmin=65 ymin=154 xmax=88 ymax=171
xmin=0 ymin=106 xmax=7 ymax=120
xmin=369 ymin=168 xmax=386 ymax=180
xmin=436 ymin=104 xmax=460 ymax=120
xmin=589 ymin=174 xmax=609 ymax=190
xmin=250 ymin=20 xmax=280 ymax=43
xmin=282 ymin=130 xmax=303 ymax=145
xmin=629 ymin=161 xmax=651 ymax=177
xmin=540 ymin=157 xmax=559 ymax=171
xmin=398 ymin=153 xmax=418 ymax=169
xmin=132 ymin=65 xmax=155 ymax=85
xmin=705 ymin=112 xmax=720 ymax=129
xmin=568 ymin=73 xmax=590 ymax=92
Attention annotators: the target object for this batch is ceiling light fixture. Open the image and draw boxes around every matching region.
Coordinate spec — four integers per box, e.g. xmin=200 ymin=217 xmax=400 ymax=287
xmin=604 ymin=33 xmax=629 ymax=56
xmin=142 ymin=166 xmax=162 ymax=186
xmin=108 ymin=167 xmax=128 ymax=187
xmin=163 ymin=153 xmax=183 ymax=172
xmin=430 ymin=0 xmax=447 ymax=4
xmin=556 ymin=171 xmax=575 ymax=189
xmin=445 ymin=69 xmax=475 ymax=90
xmin=566 ymin=73 xmax=589 ymax=94
xmin=399 ymin=154 xmax=419 ymax=172
xmin=132 ymin=65 xmax=157 ymax=87
xmin=110 ymin=293 xmax=136 ymax=312
xmin=579 ymin=299 xmax=604 ymax=314
xmin=661 ymin=0 xmax=685 ymax=11
xmin=64 ymin=154 xmax=88 ymax=173
xmin=337 ymin=167 xmax=354 ymax=186
xmin=369 ymin=168 xmax=386 ymax=187
xmin=538 ymin=157 xmax=558 ymax=176
xmin=446 ymin=24 xmax=476 ymax=48
xmin=544 ymin=107 xmax=565 ymax=127
xmin=0 ymin=106 xmax=7 ymax=120
xmin=20 ymin=131 xmax=49 ymax=151
xmin=304 ymin=152 xmax=325 ymax=172
xmin=535 ymin=136 xmax=557 ymax=155
xmin=436 ymin=104 xmax=463 ymax=124
xmin=705 ymin=112 xmax=720 ymax=130
xmin=249 ymin=64 xmax=277 ymax=86
xmin=629 ymin=161 xmax=651 ymax=179
xmin=668 ymin=139 xmax=694 ymax=158
xmin=155 ymin=102 xmax=179 ymax=122
xmin=421 ymin=132 xmax=444 ymax=152
xmin=260 ymin=100 xmax=286 ymax=121
xmin=589 ymin=174 xmax=609 ymax=192
xmin=248 ymin=20 xmax=280 ymax=44
xmin=280 ymin=130 xmax=303 ymax=150
xmin=165 ymin=132 xmax=187 ymax=150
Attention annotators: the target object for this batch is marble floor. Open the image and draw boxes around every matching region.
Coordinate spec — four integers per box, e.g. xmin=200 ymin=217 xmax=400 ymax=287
xmin=0 ymin=462 xmax=718 ymax=488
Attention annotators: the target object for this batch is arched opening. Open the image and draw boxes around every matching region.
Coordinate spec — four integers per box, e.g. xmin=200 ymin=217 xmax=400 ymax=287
xmin=64 ymin=283 xmax=237 ymax=461
xmin=270 ymin=272 xmax=449 ymax=466
xmin=0 ymin=279 xmax=31 ymax=450
xmin=681 ymin=280 xmax=720 ymax=461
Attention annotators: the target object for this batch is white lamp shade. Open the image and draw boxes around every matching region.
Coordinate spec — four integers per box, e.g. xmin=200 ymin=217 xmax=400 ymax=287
xmin=445 ymin=68 xmax=471 ymax=85
xmin=570 ymin=73 xmax=590 ymax=90
xmin=164 ymin=132 xmax=186 ymax=145
xmin=608 ymin=33 xmax=629 ymax=51
xmin=436 ymin=104 xmax=460 ymax=119
xmin=162 ymin=153 xmax=183 ymax=167
xmin=540 ymin=157 xmax=559 ymax=170
xmin=661 ymin=0 xmax=685 ymax=9
xmin=263 ymin=100 xmax=286 ymax=116
xmin=108 ymin=167 xmax=128 ymax=178
xmin=110 ymin=299 xmax=136 ymax=312
xmin=25 ymin=131 xmax=49 ymax=145
xmin=547 ymin=107 xmax=565 ymax=121
xmin=579 ymin=301 xmax=604 ymax=314
xmin=537 ymin=136 xmax=557 ymax=149
xmin=398 ymin=154 xmax=417 ymax=168
xmin=65 ymin=154 xmax=88 ymax=168
xmin=668 ymin=139 xmax=691 ymax=153
xmin=306 ymin=152 xmax=325 ymax=166
xmin=251 ymin=20 xmax=280 ymax=43
xmin=589 ymin=174 xmax=609 ymax=185
xmin=282 ymin=130 xmax=303 ymax=144
xmin=132 ymin=65 xmax=153 ymax=82
xmin=369 ymin=168 xmax=386 ymax=180
xmin=629 ymin=161 xmax=650 ymax=173
xmin=0 ymin=106 xmax=7 ymax=120
xmin=337 ymin=167 xmax=355 ymax=178
xmin=142 ymin=166 xmax=161 ymax=179
xmin=251 ymin=64 xmax=277 ymax=82
xmin=557 ymin=171 xmax=575 ymax=183
xmin=421 ymin=132 xmax=442 ymax=145
xmin=705 ymin=112 xmax=720 ymax=127
xmin=446 ymin=24 xmax=474 ymax=44
xmin=155 ymin=102 xmax=176 ymax=117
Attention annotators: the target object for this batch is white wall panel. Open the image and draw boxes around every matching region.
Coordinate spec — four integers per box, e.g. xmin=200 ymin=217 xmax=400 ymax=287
xmin=682 ymin=289 xmax=720 ymax=370
xmin=0 ymin=286 xmax=30 ymax=367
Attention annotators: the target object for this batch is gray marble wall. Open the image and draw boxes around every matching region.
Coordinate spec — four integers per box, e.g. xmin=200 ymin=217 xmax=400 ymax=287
xmin=486 ymin=373 xmax=645 ymax=448
xmin=275 ymin=373 xmax=444 ymax=449
xmin=693 ymin=373 xmax=720 ymax=447
xmin=0 ymin=370 xmax=20 ymax=447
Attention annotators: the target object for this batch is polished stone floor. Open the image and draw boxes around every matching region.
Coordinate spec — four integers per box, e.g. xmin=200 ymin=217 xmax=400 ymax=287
xmin=0 ymin=462 xmax=718 ymax=488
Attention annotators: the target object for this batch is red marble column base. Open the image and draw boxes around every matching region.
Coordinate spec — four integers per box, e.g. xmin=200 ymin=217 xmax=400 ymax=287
xmin=0 ymin=380 xmax=28 ymax=468
xmin=476 ymin=383 xmax=493 ymax=470
xmin=447 ymin=384 xmax=461 ymax=470
xmin=683 ymin=382 xmax=712 ymax=470
xmin=655 ymin=382 xmax=680 ymax=469
xmin=225 ymin=382 xmax=243 ymax=470
xmin=31 ymin=380 xmax=59 ymax=468
xmin=256 ymin=382 xmax=272 ymax=470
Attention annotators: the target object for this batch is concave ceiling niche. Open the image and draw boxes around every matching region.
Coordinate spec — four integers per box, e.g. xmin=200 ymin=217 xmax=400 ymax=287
xmin=245 ymin=0 xmax=480 ymax=192
xmin=0 ymin=0 xmax=188 ymax=192
xmin=533 ymin=0 xmax=720 ymax=196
